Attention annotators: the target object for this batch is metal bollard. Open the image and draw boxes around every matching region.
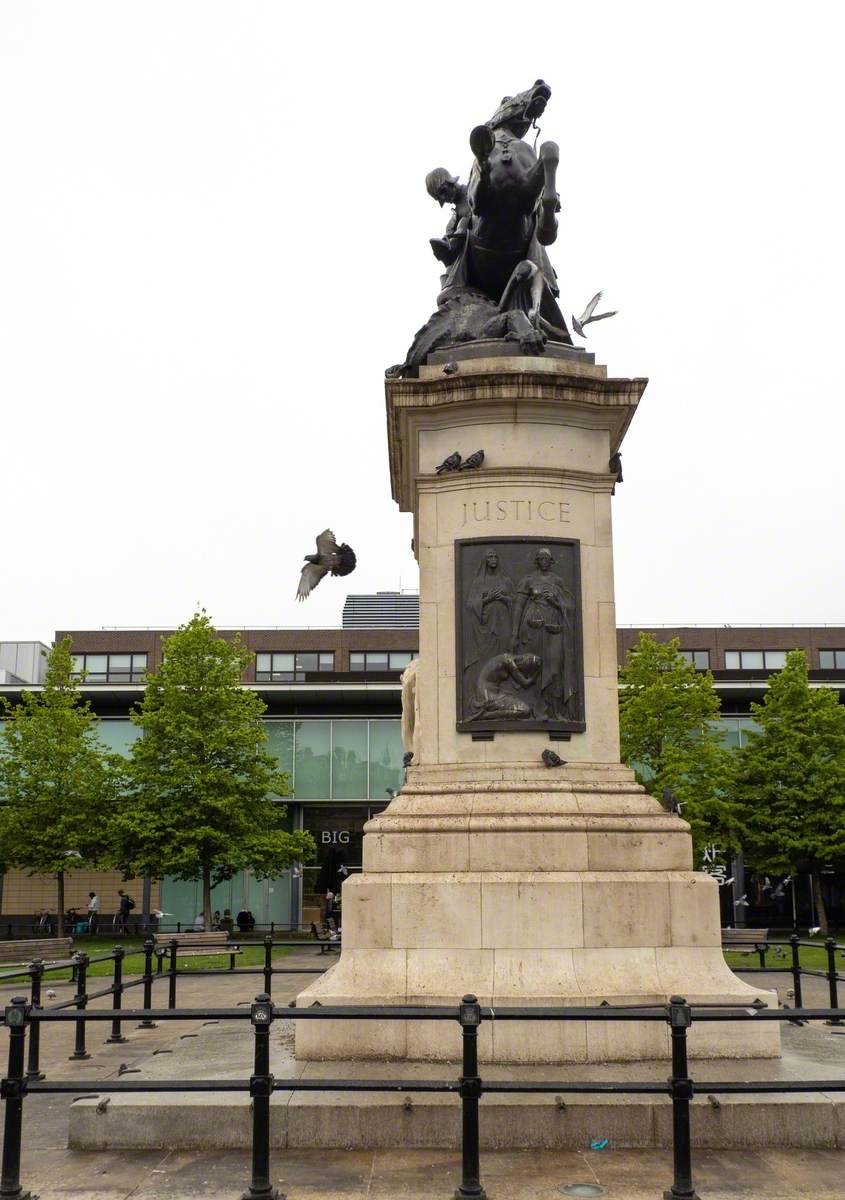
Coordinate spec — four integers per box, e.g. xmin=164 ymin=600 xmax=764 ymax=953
xmin=790 ymin=933 xmax=805 ymax=1015
xmin=663 ymin=996 xmax=699 ymax=1200
xmin=106 ymin=947 xmax=127 ymax=1044
xmin=1 ymin=997 xmax=34 ymax=1200
xmin=69 ymin=953 xmax=90 ymax=1061
xmin=263 ymin=936 xmax=273 ymax=996
xmin=168 ymin=938 xmax=178 ymax=1010
xmin=138 ymin=938 xmax=158 ymax=1029
xmin=455 ymin=994 xmax=486 ymax=1200
xmin=825 ymin=938 xmax=843 ymax=1026
xmin=26 ymin=962 xmax=45 ymax=1082
xmin=242 ymin=994 xmax=281 ymax=1200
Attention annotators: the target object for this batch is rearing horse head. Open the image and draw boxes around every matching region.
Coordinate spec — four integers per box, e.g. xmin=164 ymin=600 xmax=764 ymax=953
xmin=487 ymin=80 xmax=551 ymax=137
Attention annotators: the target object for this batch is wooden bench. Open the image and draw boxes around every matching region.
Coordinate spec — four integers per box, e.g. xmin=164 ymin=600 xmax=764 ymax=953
xmin=154 ymin=932 xmax=241 ymax=969
xmin=721 ymin=928 xmax=769 ymax=955
xmin=310 ymin=922 xmax=341 ymax=953
xmin=0 ymin=937 xmax=74 ymax=968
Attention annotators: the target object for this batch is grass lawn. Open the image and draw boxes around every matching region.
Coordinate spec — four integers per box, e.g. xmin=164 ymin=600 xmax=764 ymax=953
xmin=0 ymin=937 xmax=299 ymax=984
xmin=724 ymin=938 xmax=843 ymax=976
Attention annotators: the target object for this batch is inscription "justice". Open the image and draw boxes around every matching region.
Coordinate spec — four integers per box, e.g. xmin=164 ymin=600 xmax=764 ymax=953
xmin=460 ymin=499 xmax=571 ymax=526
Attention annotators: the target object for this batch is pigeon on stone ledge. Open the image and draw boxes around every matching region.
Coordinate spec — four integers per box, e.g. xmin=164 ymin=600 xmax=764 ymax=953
xmin=459 ymin=450 xmax=485 ymax=471
xmin=436 ymin=451 xmax=462 ymax=474
xmin=542 ymin=749 xmax=566 ymax=768
xmin=296 ymin=529 xmax=356 ymax=601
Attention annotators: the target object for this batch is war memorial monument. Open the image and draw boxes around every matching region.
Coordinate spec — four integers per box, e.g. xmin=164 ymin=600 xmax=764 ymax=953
xmin=293 ymin=80 xmax=779 ymax=1065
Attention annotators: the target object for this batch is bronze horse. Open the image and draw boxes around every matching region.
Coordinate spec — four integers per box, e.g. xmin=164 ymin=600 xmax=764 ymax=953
xmin=387 ymin=81 xmax=572 ymax=378
xmin=440 ymin=80 xmax=571 ymax=343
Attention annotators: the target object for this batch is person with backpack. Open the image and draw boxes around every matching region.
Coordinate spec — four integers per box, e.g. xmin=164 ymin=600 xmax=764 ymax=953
xmin=116 ymin=889 xmax=135 ymax=934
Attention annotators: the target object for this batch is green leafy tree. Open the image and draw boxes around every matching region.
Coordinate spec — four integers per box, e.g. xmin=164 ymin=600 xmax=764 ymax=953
xmin=734 ymin=649 xmax=845 ymax=933
xmin=116 ymin=611 xmax=315 ymax=926
xmin=619 ymin=633 xmax=738 ymax=853
xmin=0 ymin=638 xmax=123 ymax=936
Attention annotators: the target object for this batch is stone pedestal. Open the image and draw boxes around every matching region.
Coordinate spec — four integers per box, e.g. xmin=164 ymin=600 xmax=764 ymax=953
xmin=295 ymin=350 xmax=779 ymax=1062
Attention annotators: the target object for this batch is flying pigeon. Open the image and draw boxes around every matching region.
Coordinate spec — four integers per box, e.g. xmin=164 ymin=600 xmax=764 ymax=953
xmin=436 ymin=451 xmax=462 ymax=474
xmin=572 ymin=291 xmax=617 ymax=337
xmin=542 ymin=749 xmax=566 ymax=768
xmin=459 ymin=450 xmax=485 ymax=471
xmin=296 ymin=529 xmax=357 ymax=602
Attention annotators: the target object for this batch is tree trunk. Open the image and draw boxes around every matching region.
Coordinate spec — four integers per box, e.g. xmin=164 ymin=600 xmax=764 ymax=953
xmin=812 ymin=870 xmax=829 ymax=935
xmin=202 ymin=865 xmax=212 ymax=931
xmin=56 ymin=871 xmax=65 ymax=938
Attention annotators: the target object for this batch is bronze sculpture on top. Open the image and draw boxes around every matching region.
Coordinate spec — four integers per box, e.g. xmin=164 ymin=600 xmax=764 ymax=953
xmin=387 ymin=80 xmax=576 ymax=378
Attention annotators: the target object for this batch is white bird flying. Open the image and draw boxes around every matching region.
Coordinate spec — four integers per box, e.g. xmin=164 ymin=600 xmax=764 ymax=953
xmin=296 ymin=529 xmax=357 ymax=602
xmin=572 ymin=291 xmax=617 ymax=337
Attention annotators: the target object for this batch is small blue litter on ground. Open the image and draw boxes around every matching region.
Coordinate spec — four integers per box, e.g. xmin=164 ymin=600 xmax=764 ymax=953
xmin=590 ymin=1138 xmax=609 ymax=1151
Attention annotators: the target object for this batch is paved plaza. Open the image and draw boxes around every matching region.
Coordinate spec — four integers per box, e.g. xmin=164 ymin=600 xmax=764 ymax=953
xmin=2 ymin=957 xmax=845 ymax=1197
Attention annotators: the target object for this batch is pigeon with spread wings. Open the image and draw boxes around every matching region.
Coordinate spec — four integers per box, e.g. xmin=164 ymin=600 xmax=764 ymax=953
xmin=572 ymin=291 xmax=617 ymax=337
xmin=296 ymin=530 xmax=357 ymax=601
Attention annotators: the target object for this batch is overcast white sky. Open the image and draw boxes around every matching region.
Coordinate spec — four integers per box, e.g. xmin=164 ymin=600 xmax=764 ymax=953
xmin=2 ymin=1 xmax=844 ymax=643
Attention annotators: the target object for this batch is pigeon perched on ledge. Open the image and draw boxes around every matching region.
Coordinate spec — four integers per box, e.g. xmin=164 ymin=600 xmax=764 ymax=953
xmin=459 ymin=450 xmax=485 ymax=471
xmin=436 ymin=451 xmax=462 ymax=474
xmin=296 ymin=529 xmax=357 ymax=601
xmin=542 ymin=749 xmax=566 ymax=768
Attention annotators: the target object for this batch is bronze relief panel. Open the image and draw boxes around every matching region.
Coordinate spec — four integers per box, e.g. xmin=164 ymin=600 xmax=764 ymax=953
xmin=455 ymin=537 xmax=585 ymax=734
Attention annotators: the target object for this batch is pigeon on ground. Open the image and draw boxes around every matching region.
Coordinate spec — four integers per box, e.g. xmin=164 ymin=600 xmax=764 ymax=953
xmin=542 ymin=749 xmax=566 ymax=768
xmin=296 ymin=530 xmax=357 ymax=602
xmin=459 ymin=450 xmax=485 ymax=471
xmin=572 ymin=291 xmax=617 ymax=337
xmin=436 ymin=451 xmax=462 ymax=474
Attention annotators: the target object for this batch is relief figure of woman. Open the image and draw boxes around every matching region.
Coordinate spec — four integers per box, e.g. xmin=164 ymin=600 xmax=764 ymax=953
xmin=464 ymin=549 xmax=515 ymax=698
xmin=511 ymin=546 xmax=576 ymax=720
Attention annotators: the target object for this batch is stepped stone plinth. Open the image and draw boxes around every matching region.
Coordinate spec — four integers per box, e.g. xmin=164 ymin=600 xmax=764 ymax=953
xmin=295 ymin=352 xmax=779 ymax=1063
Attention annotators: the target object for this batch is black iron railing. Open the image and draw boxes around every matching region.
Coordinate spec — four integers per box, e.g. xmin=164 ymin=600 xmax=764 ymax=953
xmin=3 ymin=988 xmax=845 ymax=1200
xmin=721 ymin=933 xmax=845 ymax=1022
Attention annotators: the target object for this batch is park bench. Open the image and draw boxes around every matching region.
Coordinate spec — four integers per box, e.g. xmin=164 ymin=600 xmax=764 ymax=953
xmin=0 ymin=937 xmax=74 ymax=968
xmin=721 ymin=928 xmax=770 ymax=955
xmin=154 ymin=931 xmax=241 ymax=970
xmin=310 ymin=922 xmax=341 ymax=954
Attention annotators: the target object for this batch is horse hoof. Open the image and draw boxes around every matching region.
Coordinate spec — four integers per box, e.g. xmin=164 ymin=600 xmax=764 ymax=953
xmin=470 ymin=124 xmax=495 ymax=161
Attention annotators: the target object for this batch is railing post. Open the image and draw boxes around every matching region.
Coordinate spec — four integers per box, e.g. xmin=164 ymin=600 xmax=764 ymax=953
xmin=824 ymin=937 xmax=843 ymax=1026
xmin=455 ymin=994 xmax=486 ymax=1200
xmin=664 ymin=996 xmax=699 ymax=1200
xmin=790 ymin=933 xmax=804 ymax=1013
xmin=138 ymin=938 xmax=157 ymax=1029
xmin=263 ymin=936 xmax=273 ymax=996
xmin=69 ymin=953 xmax=90 ymax=1061
xmin=106 ymin=947 xmax=127 ymax=1044
xmin=168 ymin=938 xmax=178 ymax=1010
xmin=242 ymin=994 xmax=281 ymax=1200
xmin=1 ymin=997 xmax=34 ymax=1199
xmin=25 ymin=962 xmax=44 ymax=1082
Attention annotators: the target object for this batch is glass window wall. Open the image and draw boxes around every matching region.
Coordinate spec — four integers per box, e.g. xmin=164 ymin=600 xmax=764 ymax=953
xmin=264 ymin=719 xmax=403 ymax=800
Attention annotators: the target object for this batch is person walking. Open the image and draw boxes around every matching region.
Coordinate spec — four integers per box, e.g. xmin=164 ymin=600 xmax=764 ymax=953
xmin=116 ymin=889 xmax=135 ymax=934
xmin=87 ymin=891 xmax=100 ymax=934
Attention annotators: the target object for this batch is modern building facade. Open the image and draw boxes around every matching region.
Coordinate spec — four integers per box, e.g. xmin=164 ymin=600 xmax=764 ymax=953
xmin=2 ymin=602 xmax=844 ymax=932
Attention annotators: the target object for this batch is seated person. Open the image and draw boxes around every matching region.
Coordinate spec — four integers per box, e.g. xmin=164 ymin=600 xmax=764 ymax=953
xmin=219 ymin=908 xmax=234 ymax=935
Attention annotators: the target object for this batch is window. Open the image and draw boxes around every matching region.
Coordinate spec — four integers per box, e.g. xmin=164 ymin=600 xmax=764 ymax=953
xmin=724 ymin=650 xmax=788 ymax=670
xmin=71 ymin=653 xmax=147 ymax=683
xmin=255 ymin=651 xmax=334 ymax=681
xmin=819 ymin=650 xmax=845 ymax=669
xmin=264 ymin=718 xmax=404 ymax=800
xmin=678 ymin=650 xmax=710 ymax=670
xmin=349 ymin=650 xmax=417 ymax=672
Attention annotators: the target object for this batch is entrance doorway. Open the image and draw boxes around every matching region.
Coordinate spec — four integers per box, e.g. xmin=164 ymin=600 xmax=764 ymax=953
xmin=300 ymin=804 xmax=387 ymax=928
